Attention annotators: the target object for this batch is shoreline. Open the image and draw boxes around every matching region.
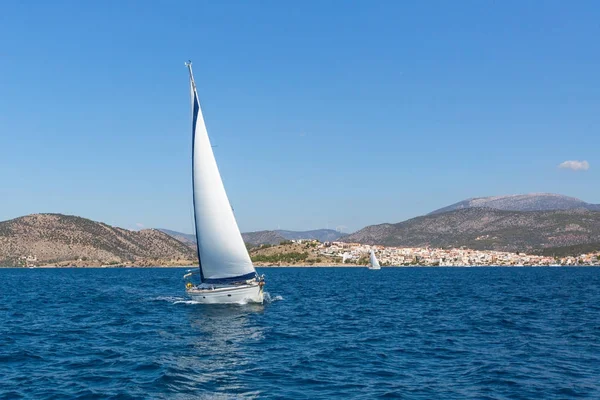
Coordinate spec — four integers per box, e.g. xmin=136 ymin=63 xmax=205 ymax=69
xmin=2 ymin=264 xmax=599 ymax=269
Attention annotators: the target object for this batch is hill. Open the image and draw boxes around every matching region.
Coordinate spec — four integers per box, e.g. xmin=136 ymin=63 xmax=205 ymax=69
xmin=241 ymin=230 xmax=287 ymax=247
xmin=158 ymin=229 xmax=196 ymax=247
xmin=248 ymin=241 xmax=343 ymax=266
xmin=276 ymin=229 xmax=346 ymax=242
xmin=0 ymin=214 xmax=197 ymax=267
xmin=341 ymin=208 xmax=600 ymax=252
xmin=160 ymin=228 xmax=346 ymax=247
xmin=429 ymin=193 xmax=600 ymax=215
xmin=533 ymin=242 xmax=600 ymax=258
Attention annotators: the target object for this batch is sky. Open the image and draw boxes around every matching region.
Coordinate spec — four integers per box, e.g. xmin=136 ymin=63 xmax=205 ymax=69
xmin=1 ymin=1 xmax=599 ymax=233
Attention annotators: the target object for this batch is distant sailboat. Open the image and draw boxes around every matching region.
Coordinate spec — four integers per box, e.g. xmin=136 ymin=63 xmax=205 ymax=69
xmin=183 ymin=61 xmax=265 ymax=304
xmin=368 ymin=249 xmax=381 ymax=270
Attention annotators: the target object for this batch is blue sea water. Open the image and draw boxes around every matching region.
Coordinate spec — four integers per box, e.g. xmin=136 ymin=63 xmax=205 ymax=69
xmin=1 ymin=267 xmax=599 ymax=399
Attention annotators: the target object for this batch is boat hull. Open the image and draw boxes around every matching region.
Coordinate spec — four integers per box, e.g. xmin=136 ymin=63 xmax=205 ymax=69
xmin=186 ymin=283 xmax=264 ymax=304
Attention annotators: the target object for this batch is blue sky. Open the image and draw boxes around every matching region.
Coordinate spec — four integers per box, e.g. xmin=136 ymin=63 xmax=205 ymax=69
xmin=1 ymin=1 xmax=599 ymax=233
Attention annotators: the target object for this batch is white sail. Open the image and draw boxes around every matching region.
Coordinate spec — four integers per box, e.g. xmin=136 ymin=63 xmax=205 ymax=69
xmin=369 ymin=249 xmax=381 ymax=269
xmin=187 ymin=63 xmax=256 ymax=284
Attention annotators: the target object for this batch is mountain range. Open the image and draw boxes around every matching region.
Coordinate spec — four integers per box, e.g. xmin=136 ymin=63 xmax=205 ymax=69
xmin=159 ymin=228 xmax=347 ymax=247
xmin=429 ymin=193 xmax=600 ymax=214
xmin=242 ymin=229 xmax=347 ymax=246
xmin=157 ymin=193 xmax=600 ymax=254
xmin=2 ymin=193 xmax=600 ymax=266
xmin=342 ymin=207 xmax=600 ymax=252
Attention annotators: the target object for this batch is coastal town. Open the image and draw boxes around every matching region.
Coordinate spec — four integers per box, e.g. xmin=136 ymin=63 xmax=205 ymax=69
xmin=317 ymin=241 xmax=600 ymax=267
xmin=12 ymin=239 xmax=600 ymax=268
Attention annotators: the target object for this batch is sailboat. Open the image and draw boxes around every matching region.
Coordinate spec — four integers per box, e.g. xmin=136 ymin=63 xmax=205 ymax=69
xmin=183 ymin=61 xmax=265 ymax=304
xmin=368 ymin=249 xmax=381 ymax=270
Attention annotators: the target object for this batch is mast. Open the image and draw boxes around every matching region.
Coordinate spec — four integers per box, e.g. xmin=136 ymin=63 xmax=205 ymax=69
xmin=186 ymin=60 xmax=204 ymax=282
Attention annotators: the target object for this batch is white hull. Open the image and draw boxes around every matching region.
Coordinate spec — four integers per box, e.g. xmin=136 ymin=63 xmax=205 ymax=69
xmin=368 ymin=265 xmax=381 ymax=270
xmin=186 ymin=283 xmax=264 ymax=304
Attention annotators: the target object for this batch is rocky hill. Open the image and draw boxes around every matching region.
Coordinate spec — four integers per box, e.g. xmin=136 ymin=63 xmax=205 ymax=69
xmin=429 ymin=193 xmax=600 ymax=215
xmin=0 ymin=214 xmax=197 ymax=266
xmin=342 ymin=208 xmax=600 ymax=252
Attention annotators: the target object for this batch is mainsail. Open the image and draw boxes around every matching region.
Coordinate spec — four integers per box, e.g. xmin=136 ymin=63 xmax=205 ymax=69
xmin=187 ymin=62 xmax=257 ymax=284
xmin=370 ymin=250 xmax=381 ymax=269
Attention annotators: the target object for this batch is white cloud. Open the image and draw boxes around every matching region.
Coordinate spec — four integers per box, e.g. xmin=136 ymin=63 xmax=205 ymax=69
xmin=136 ymin=222 xmax=145 ymax=228
xmin=558 ymin=160 xmax=589 ymax=171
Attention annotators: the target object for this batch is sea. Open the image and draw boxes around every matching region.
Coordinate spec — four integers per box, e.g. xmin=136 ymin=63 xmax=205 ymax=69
xmin=1 ymin=267 xmax=599 ymax=399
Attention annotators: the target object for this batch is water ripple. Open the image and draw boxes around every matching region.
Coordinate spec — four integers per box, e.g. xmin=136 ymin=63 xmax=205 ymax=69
xmin=1 ymin=267 xmax=600 ymax=398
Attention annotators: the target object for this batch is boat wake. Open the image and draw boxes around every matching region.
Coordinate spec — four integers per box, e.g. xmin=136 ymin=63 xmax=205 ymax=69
xmin=152 ymin=293 xmax=283 ymax=305
xmin=153 ymin=296 xmax=185 ymax=302
xmin=233 ymin=292 xmax=283 ymax=305
xmin=264 ymin=292 xmax=284 ymax=303
xmin=173 ymin=300 xmax=202 ymax=305
xmin=153 ymin=296 xmax=200 ymax=305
